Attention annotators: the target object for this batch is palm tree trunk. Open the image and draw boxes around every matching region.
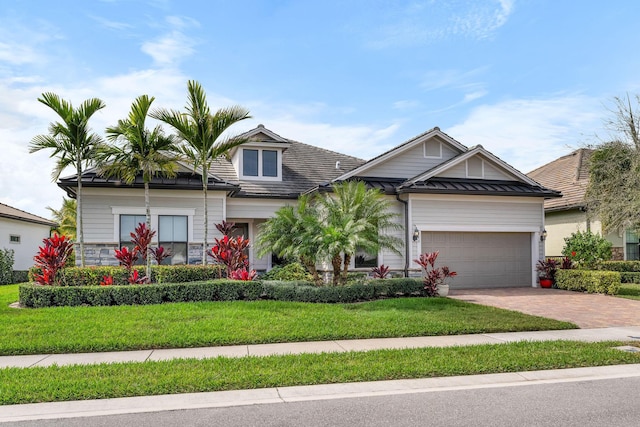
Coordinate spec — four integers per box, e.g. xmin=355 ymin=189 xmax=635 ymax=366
xmin=302 ymin=256 xmax=323 ymax=286
xmin=331 ymin=254 xmax=342 ymax=286
xmin=145 ymin=181 xmax=152 ymax=281
xmin=341 ymin=253 xmax=351 ymax=286
xmin=77 ymin=158 xmax=85 ymax=267
xmin=202 ymin=168 xmax=208 ymax=265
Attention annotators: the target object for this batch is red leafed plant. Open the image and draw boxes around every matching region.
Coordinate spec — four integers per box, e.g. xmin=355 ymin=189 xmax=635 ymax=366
xmin=209 ymin=234 xmax=250 ymax=277
xmin=371 ymin=264 xmax=390 ymax=279
xmin=33 ymin=234 xmax=74 ymax=285
xmin=114 ymin=246 xmax=148 ymax=284
xmin=413 ymin=251 xmax=457 ymax=297
xmin=215 ymin=220 xmax=237 ymax=236
xmin=149 ymin=246 xmax=171 ymax=265
xmin=131 ymin=223 xmax=156 ymax=261
xmin=229 ymin=268 xmax=257 ymax=281
xmin=100 ymin=275 xmax=114 ymax=286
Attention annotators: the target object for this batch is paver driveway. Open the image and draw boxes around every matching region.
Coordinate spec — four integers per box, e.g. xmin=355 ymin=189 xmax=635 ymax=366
xmin=449 ymin=287 xmax=640 ymax=328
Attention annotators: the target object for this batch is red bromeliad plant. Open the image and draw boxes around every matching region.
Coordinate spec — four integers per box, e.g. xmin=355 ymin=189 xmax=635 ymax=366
xmin=413 ymin=251 xmax=457 ymax=297
xmin=33 ymin=234 xmax=74 ymax=285
xmin=229 ymin=267 xmax=257 ymax=281
xmin=371 ymin=264 xmax=390 ymax=279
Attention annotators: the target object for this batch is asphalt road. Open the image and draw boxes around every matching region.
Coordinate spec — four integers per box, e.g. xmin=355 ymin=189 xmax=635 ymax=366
xmin=4 ymin=376 xmax=639 ymax=427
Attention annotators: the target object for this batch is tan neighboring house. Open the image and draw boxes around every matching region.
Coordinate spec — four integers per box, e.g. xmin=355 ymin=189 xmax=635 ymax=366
xmin=527 ymin=148 xmax=624 ymax=259
xmin=58 ymin=125 xmax=560 ymax=289
xmin=0 ymin=202 xmax=56 ymax=271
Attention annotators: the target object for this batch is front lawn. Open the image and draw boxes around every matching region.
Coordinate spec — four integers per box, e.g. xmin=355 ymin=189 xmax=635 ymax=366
xmin=1 ymin=340 xmax=638 ymax=405
xmin=0 ymin=284 xmax=576 ymax=356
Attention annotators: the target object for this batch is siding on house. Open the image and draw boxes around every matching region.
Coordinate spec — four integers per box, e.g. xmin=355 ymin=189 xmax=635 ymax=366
xmin=377 ymin=197 xmax=406 ymax=270
xmin=0 ymin=218 xmax=52 ymax=271
xmin=544 ymin=209 xmax=622 ymax=257
xmin=436 ymin=157 xmax=515 ymax=181
xmin=358 ymin=140 xmax=460 ymax=179
xmin=226 ymin=198 xmax=291 ymax=219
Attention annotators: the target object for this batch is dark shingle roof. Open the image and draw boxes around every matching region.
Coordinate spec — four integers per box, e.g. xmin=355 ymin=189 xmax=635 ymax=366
xmin=0 ymin=202 xmax=57 ymax=227
xmin=527 ymin=149 xmax=592 ymax=211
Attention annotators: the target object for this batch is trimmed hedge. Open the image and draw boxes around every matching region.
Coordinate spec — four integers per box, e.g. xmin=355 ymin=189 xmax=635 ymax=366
xmin=28 ymin=265 xmax=225 ymax=286
xmin=555 ymin=270 xmax=620 ymax=295
xmin=598 ymin=261 xmax=640 ymax=272
xmin=19 ymin=280 xmax=264 ymax=308
xmin=18 ymin=278 xmax=426 ymax=308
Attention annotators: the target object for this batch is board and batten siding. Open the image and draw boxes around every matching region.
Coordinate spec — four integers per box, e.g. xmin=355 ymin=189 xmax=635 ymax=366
xmin=436 ymin=157 xmax=515 ymax=181
xmin=81 ymin=188 xmax=225 ymax=244
xmin=226 ymin=198 xmax=292 ymax=219
xmin=357 ymin=141 xmax=460 ymax=179
xmin=376 ymin=197 xmax=405 ymax=271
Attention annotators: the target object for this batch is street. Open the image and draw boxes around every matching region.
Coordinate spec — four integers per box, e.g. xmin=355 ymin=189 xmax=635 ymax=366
xmin=4 ymin=376 xmax=639 ymax=427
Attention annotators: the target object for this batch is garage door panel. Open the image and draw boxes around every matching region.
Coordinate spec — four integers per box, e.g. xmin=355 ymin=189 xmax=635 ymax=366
xmin=421 ymin=232 xmax=531 ymax=289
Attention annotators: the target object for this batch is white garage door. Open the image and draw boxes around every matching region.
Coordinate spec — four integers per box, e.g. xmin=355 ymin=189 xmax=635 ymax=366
xmin=421 ymin=232 xmax=532 ymax=289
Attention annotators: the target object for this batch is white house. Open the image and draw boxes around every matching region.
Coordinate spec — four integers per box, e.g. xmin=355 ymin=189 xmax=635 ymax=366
xmin=58 ymin=125 xmax=560 ymax=289
xmin=0 ymin=203 xmax=56 ymax=271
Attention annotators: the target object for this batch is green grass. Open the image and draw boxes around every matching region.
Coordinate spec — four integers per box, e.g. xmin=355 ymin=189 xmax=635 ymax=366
xmin=1 ymin=340 xmax=638 ymax=405
xmin=618 ymin=283 xmax=640 ymax=300
xmin=0 ymin=284 xmax=575 ymax=356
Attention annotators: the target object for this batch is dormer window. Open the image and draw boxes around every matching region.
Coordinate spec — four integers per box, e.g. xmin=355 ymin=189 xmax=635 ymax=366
xmin=240 ymin=148 xmax=282 ymax=180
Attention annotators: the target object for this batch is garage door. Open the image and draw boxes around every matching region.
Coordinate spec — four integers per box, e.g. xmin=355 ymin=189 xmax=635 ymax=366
xmin=421 ymin=232 xmax=532 ymax=289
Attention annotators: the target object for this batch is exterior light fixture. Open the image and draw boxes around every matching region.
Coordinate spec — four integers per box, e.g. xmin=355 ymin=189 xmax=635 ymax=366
xmin=540 ymin=229 xmax=547 ymax=241
xmin=412 ymin=225 xmax=420 ymax=242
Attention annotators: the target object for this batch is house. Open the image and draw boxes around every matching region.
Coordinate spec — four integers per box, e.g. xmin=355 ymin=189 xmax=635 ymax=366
xmin=58 ymin=125 xmax=560 ymax=289
xmin=527 ymin=149 xmax=624 ymax=259
xmin=0 ymin=202 xmax=56 ymax=271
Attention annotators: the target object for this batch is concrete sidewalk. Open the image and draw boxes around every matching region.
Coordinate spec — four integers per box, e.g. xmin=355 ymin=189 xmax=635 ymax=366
xmin=2 ymin=326 xmax=640 ymax=369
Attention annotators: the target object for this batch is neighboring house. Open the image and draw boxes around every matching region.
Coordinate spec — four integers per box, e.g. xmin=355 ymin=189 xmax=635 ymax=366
xmin=58 ymin=125 xmax=559 ymax=289
xmin=0 ymin=203 xmax=56 ymax=271
xmin=527 ymin=149 xmax=624 ymax=259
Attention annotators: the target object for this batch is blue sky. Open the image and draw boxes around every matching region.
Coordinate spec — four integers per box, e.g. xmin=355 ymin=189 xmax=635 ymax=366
xmin=1 ymin=0 xmax=639 ymax=218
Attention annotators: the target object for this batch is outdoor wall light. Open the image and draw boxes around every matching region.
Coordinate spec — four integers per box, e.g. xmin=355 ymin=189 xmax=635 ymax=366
xmin=412 ymin=225 xmax=420 ymax=242
xmin=540 ymin=229 xmax=547 ymax=241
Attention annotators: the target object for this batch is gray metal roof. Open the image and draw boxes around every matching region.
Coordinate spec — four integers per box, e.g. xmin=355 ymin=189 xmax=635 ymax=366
xmin=397 ymin=178 xmax=561 ymax=197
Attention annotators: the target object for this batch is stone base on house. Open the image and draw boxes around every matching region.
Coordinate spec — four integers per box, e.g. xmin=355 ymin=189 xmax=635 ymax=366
xmin=75 ymin=243 xmax=207 ymax=266
xmin=612 ymin=247 xmax=624 ymax=261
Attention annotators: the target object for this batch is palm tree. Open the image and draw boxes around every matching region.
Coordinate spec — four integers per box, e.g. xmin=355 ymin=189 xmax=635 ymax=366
xmin=319 ymin=181 xmax=403 ymax=285
xmin=30 ymin=93 xmax=106 ymax=267
xmin=47 ymin=197 xmax=77 ymax=239
xmin=151 ymin=80 xmax=251 ymax=264
xmin=255 ymin=195 xmax=324 ymax=285
xmin=99 ymin=95 xmax=180 ymax=279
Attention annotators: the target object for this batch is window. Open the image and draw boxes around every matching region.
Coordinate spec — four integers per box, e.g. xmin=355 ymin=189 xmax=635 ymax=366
xmin=354 ymin=247 xmax=377 ymax=268
xmin=9 ymin=235 xmax=20 ymax=244
xmin=241 ymin=148 xmax=280 ymax=179
xmin=626 ymin=230 xmax=639 ymax=260
xmin=120 ymin=215 xmax=146 ymax=265
xmin=263 ymin=150 xmax=277 ymax=177
xmin=243 ymin=149 xmax=259 ymax=176
xmin=159 ymin=215 xmax=188 ymax=265
xmin=424 ymin=140 xmax=442 ymax=158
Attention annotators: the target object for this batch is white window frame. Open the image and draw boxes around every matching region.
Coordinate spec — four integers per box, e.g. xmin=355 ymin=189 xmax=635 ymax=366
xmin=466 ymin=158 xmax=485 ymax=178
xmin=111 ymin=207 xmax=195 ymax=243
xmin=239 ymin=148 xmax=282 ymax=181
xmin=423 ymin=140 xmax=443 ymax=159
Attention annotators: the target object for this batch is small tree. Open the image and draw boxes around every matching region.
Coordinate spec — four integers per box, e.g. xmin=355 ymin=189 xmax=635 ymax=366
xmin=562 ymin=230 xmax=612 ymax=268
xmin=414 ymin=251 xmax=457 ymax=297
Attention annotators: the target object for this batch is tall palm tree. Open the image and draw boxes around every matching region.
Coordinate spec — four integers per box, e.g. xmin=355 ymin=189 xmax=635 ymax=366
xmin=99 ymin=95 xmax=180 ymax=279
xmin=30 ymin=93 xmax=106 ymax=267
xmin=151 ymin=80 xmax=251 ymax=264
xmin=255 ymin=195 xmax=324 ymax=285
xmin=319 ymin=181 xmax=403 ymax=285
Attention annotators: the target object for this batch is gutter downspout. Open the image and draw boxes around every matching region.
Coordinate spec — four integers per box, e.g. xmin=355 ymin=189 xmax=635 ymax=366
xmin=396 ymin=193 xmax=410 ymax=277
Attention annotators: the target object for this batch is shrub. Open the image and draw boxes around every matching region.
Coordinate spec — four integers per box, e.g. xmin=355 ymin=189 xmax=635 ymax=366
xmin=260 ymin=263 xmax=313 ymax=281
xmin=0 ymin=248 xmax=14 ymax=285
xmin=562 ymin=231 xmax=612 ymax=268
xmin=598 ymin=261 xmax=640 ymax=272
xmin=12 ymin=270 xmax=29 ymax=284
xmin=555 ymin=270 xmax=620 ymax=295
xmin=413 ymin=252 xmax=457 ymax=297
xmin=371 ymin=264 xmax=390 ymax=279
xmin=33 ymin=235 xmax=73 ymax=285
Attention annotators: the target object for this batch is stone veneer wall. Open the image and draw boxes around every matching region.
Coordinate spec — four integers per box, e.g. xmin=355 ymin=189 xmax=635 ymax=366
xmin=77 ymin=243 xmax=206 ymax=266
xmin=611 ymin=247 xmax=624 ymax=261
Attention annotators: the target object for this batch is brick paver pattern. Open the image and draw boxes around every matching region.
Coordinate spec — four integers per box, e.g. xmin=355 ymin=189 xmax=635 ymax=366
xmin=449 ymin=287 xmax=640 ymax=328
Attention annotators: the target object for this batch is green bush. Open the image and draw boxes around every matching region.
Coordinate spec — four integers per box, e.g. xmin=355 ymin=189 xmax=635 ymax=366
xmin=562 ymin=231 xmax=612 ymax=268
xmin=260 ymin=263 xmax=313 ymax=281
xmin=0 ymin=248 xmax=14 ymax=285
xmin=619 ymin=272 xmax=640 ymax=283
xmin=19 ymin=278 xmax=426 ymax=308
xmin=598 ymin=261 xmax=640 ymax=272
xmin=555 ymin=270 xmax=620 ymax=295
xmin=619 ymin=283 xmax=640 ymax=297
xmin=19 ymin=280 xmax=264 ymax=308
xmin=11 ymin=270 xmax=29 ymax=284
xmin=28 ymin=264 xmax=224 ymax=286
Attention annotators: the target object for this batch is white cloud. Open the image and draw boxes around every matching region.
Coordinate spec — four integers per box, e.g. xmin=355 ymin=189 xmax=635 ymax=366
xmin=141 ymin=16 xmax=199 ymax=67
xmin=393 ymin=100 xmax=421 ymax=110
xmin=447 ymin=94 xmax=602 ymax=173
